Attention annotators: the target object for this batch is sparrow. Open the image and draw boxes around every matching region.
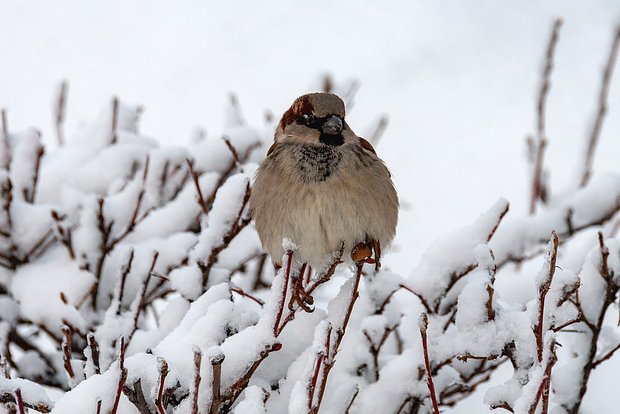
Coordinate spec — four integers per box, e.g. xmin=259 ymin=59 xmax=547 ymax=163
xmin=250 ymin=92 xmax=398 ymax=271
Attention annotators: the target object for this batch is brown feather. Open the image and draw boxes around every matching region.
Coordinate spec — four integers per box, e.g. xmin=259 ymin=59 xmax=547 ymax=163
xmin=266 ymin=141 xmax=279 ymax=157
xmin=358 ymin=137 xmax=377 ymax=155
xmin=278 ymin=95 xmax=314 ymax=131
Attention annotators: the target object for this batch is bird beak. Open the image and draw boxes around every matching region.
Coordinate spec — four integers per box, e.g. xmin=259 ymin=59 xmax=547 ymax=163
xmin=321 ymin=115 xmax=343 ymax=135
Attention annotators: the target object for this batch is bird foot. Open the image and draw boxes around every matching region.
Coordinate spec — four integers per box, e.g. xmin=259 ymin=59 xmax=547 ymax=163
xmin=288 ymin=264 xmax=314 ymax=313
xmin=351 ymin=239 xmax=382 ymax=271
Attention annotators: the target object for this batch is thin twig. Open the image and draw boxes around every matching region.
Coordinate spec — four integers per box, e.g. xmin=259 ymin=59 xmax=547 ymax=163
xmin=54 ymin=80 xmax=68 ymax=146
xmin=593 ymin=342 xmax=620 ymax=367
xmin=191 ymin=348 xmax=202 ymax=414
xmin=131 ymin=252 xmax=160 ymax=337
xmin=60 ymin=325 xmax=76 ymax=386
xmin=399 ymin=283 xmax=432 ymax=313
xmin=308 ymin=324 xmax=331 ymax=413
xmin=369 ymin=116 xmax=389 ymax=146
xmin=312 ymin=263 xmax=364 ymax=413
xmin=276 ymin=244 xmax=345 ymax=335
xmin=209 ymin=353 xmax=224 ymax=414
xmin=580 ymin=26 xmax=620 ymax=187
xmin=111 ymin=97 xmax=119 ymax=144
xmin=116 ymin=249 xmax=135 ymax=315
xmin=530 ymin=19 xmax=562 ymax=214
xmin=111 ymin=337 xmax=128 ymax=414
xmin=565 ymin=231 xmax=620 ymax=413
xmin=219 ymin=342 xmax=281 ymax=412
xmin=1 ymin=108 xmax=9 ymax=170
xmin=14 ymin=389 xmax=24 ymax=414
xmin=87 ymin=333 xmax=101 ymax=376
xmin=186 ymin=159 xmax=209 ymax=215
xmin=419 ymin=313 xmax=440 ymax=414
xmin=529 ymin=340 xmax=557 ymax=414
xmin=274 ymin=250 xmax=294 ymax=336
xmin=155 ymin=358 xmax=169 ymax=414
xmin=230 ymin=286 xmax=264 ymax=306
xmin=199 ymin=182 xmax=251 ymax=287
xmin=534 ymin=231 xmax=559 ymax=362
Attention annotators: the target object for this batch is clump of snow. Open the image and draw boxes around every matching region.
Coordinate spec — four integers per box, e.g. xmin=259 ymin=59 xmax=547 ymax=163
xmin=1 ymin=78 xmax=619 ymax=414
xmin=408 ymin=198 xmax=509 ymax=307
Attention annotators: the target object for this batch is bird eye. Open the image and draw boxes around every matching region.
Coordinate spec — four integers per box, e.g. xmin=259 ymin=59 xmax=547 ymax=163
xmin=302 ymin=114 xmax=316 ymax=126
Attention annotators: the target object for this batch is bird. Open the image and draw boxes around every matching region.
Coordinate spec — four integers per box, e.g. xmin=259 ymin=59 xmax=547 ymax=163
xmin=250 ymin=92 xmax=398 ymax=274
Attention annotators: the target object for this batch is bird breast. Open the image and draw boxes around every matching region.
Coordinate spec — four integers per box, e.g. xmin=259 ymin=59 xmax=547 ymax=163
xmin=290 ymin=144 xmax=343 ymax=182
xmin=250 ymin=142 xmax=398 ymax=267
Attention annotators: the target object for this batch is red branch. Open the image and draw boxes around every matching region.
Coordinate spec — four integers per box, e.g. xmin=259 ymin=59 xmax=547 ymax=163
xmin=530 ymin=19 xmax=562 ymax=214
xmin=308 ymin=324 xmax=332 ymax=412
xmin=534 ymin=232 xmax=558 ymax=362
xmin=86 ymin=333 xmax=101 ymax=376
xmin=529 ymin=340 xmax=558 ymax=414
xmin=277 ymin=244 xmax=345 ymax=335
xmin=191 ymin=348 xmax=202 ymax=414
xmin=311 ymin=262 xmax=363 ymax=414
xmin=186 ymin=159 xmax=210 ymax=215
xmin=230 ymin=286 xmax=264 ymax=306
xmin=580 ymin=26 xmax=620 ymax=187
xmin=14 ymin=388 xmax=25 ymax=414
xmin=155 ymin=358 xmax=169 ymax=414
xmin=111 ymin=337 xmax=128 ymax=414
xmin=208 ymin=353 xmax=224 ymax=414
xmin=274 ymin=250 xmax=294 ymax=336
xmin=60 ymin=325 xmax=76 ymax=386
xmin=419 ymin=313 xmax=440 ymax=414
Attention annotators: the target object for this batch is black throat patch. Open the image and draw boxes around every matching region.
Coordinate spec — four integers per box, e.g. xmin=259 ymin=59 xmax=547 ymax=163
xmin=290 ymin=143 xmax=343 ymax=182
xmin=319 ymin=133 xmax=344 ymax=146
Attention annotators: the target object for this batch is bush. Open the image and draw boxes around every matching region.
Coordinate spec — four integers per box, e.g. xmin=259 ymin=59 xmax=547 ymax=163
xmin=1 ymin=22 xmax=620 ymax=414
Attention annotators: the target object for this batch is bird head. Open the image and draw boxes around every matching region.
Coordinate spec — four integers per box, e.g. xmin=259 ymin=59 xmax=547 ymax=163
xmin=275 ymin=93 xmax=352 ymax=147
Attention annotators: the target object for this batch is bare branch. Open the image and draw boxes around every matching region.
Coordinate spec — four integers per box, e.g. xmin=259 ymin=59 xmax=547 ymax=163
xmin=530 ymin=19 xmax=562 ymax=214
xmin=14 ymin=389 xmax=24 ymax=414
xmin=191 ymin=348 xmax=201 ymax=414
xmin=111 ymin=337 xmax=128 ymax=414
xmin=533 ymin=231 xmax=559 ymax=362
xmin=155 ymin=358 xmax=169 ymax=414
xmin=186 ymin=159 xmax=210 ymax=215
xmin=419 ymin=313 xmax=440 ymax=414
xmin=87 ymin=333 xmax=101 ymax=376
xmin=593 ymin=342 xmax=620 ymax=368
xmin=60 ymin=325 xmax=76 ymax=387
xmin=110 ymin=97 xmax=119 ymax=144
xmin=369 ymin=116 xmax=388 ymax=146
xmin=54 ymin=80 xmax=68 ymax=146
xmin=208 ymin=353 xmax=224 ymax=414
xmin=580 ymin=26 xmax=620 ymax=187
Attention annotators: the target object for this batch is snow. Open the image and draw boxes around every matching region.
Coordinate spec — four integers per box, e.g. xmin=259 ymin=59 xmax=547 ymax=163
xmin=0 ymin=377 xmax=53 ymax=411
xmin=189 ymin=173 xmax=250 ymax=264
xmin=11 ymin=257 xmax=93 ymax=333
xmin=233 ymin=386 xmax=268 ymax=414
xmin=157 ymin=295 xmax=190 ymax=337
xmin=2 ymin=2 xmax=620 ymax=413
xmin=408 ymin=198 xmax=508 ymax=306
xmin=51 ymin=363 xmax=136 ymax=414
xmin=169 ymin=264 xmax=203 ymax=301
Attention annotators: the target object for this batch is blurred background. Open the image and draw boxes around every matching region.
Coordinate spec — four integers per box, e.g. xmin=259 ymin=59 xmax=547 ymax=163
xmin=2 ymin=1 xmax=620 ymax=411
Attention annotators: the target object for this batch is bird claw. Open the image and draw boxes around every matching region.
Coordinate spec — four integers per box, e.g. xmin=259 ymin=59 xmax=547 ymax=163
xmin=351 ymin=239 xmax=382 ymax=271
xmin=351 ymin=242 xmax=373 ymax=263
xmin=288 ymin=265 xmax=315 ymax=313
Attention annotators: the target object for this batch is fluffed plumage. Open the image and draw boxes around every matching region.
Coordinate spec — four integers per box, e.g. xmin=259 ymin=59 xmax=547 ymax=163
xmin=250 ymin=92 xmax=398 ymax=268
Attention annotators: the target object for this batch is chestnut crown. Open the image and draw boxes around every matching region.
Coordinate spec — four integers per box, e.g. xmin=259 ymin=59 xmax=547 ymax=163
xmin=278 ymin=93 xmax=346 ymax=135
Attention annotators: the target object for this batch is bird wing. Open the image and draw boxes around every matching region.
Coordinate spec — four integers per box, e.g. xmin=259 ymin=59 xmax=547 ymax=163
xmin=266 ymin=141 xmax=279 ymax=157
xmin=358 ymin=137 xmax=377 ymax=156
